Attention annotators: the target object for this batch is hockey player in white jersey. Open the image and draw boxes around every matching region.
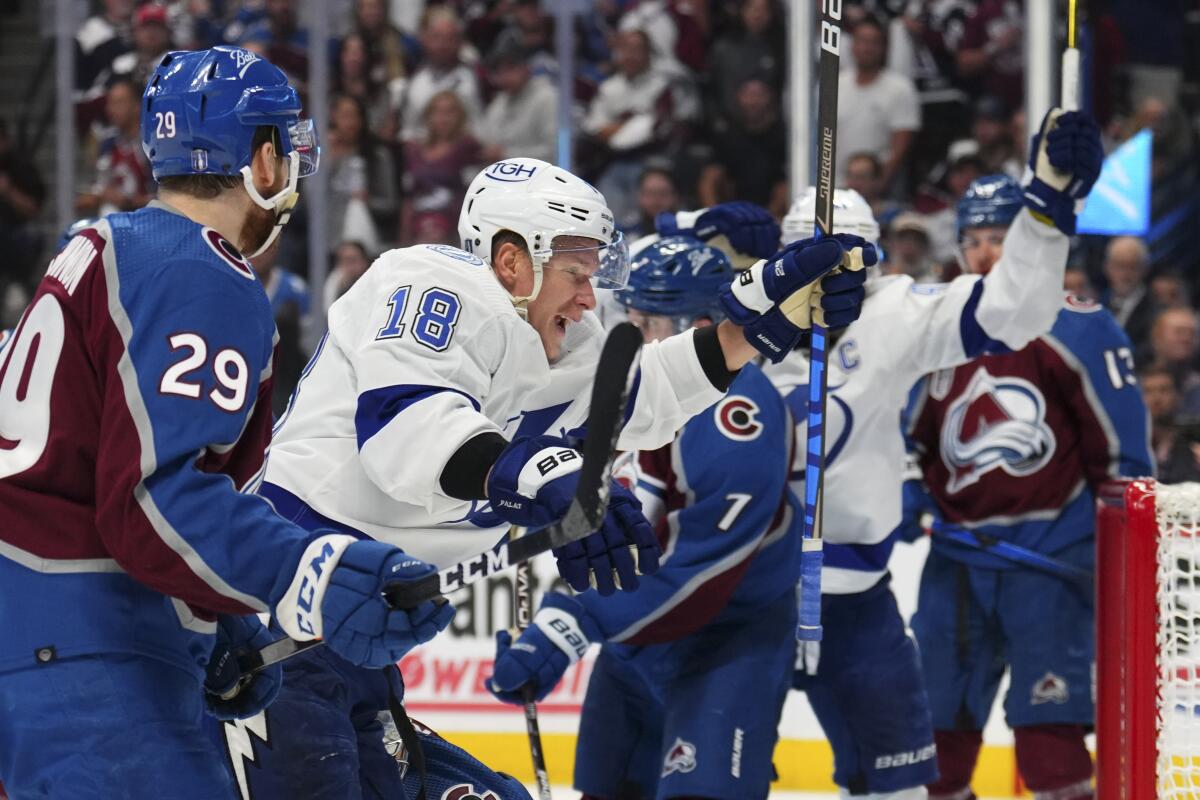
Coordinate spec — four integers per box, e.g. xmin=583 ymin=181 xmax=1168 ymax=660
xmin=766 ymin=107 xmax=1103 ymax=799
xmin=229 ymin=158 xmax=866 ymax=799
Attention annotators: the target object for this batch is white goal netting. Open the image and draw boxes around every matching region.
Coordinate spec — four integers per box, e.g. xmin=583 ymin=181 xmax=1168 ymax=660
xmin=1155 ymin=482 xmax=1200 ymax=798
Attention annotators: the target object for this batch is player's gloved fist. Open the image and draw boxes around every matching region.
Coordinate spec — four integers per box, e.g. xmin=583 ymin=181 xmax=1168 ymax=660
xmin=719 ymin=234 xmax=875 ymax=362
xmin=321 ymin=541 xmax=456 ymax=668
xmin=203 ymin=614 xmax=281 ymax=721
xmin=685 ymin=202 xmax=782 ymax=264
xmin=552 ymin=479 xmax=660 ymax=595
xmin=1022 ymin=108 xmax=1103 ymax=235
xmin=895 ymin=478 xmax=939 ymax=543
xmin=487 ymin=435 xmax=582 ymax=529
xmin=488 ymin=592 xmax=603 ymax=704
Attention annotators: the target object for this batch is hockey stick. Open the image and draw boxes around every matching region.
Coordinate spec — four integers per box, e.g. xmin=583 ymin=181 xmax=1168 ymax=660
xmin=797 ymin=0 xmax=844 ymax=643
xmin=514 ymin=553 xmax=553 ymax=800
xmin=1061 ymin=0 xmax=1080 ymax=112
xmin=235 ymin=322 xmax=644 ymax=679
xmin=926 ymin=521 xmax=1093 ymax=588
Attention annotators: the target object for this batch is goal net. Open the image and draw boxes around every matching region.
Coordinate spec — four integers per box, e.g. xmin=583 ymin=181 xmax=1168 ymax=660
xmin=1097 ymin=479 xmax=1200 ymax=799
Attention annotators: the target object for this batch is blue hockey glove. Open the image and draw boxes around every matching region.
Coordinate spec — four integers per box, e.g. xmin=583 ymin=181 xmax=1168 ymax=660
xmin=488 ymin=592 xmax=603 ymax=704
xmin=551 ymin=480 xmax=660 ymax=596
xmin=720 ymin=234 xmax=874 ymax=362
xmin=204 ymin=614 xmax=281 ymax=721
xmin=895 ymin=478 xmax=940 ymax=543
xmin=1022 ymin=109 xmax=1103 ymax=235
xmin=320 ymin=541 xmax=456 ymax=668
xmin=657 ymin=201 xmax=781 ymax=263
xmin=487 ymin=436 xmax=662 ymax=595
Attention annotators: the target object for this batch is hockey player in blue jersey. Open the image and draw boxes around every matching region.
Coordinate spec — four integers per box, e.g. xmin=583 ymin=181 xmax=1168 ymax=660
xmin=0 ymin=47 xmax=453 ymax=799
xmin=766 ymin=106 xmax=1106 ymax=800
xmin=904 ymin=174 xmax=1153 ymax=800
xmin=486 ymin=233 xmax=870 ymax=799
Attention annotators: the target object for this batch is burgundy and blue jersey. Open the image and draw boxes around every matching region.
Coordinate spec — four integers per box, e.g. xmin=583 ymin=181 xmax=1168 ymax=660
xmin=906 ymin=295 xmax=1153 ymax=566
xmin=575 ymin=363 xmax=801 ymax=644
xmin=0 ymin=202 xmax=319 ymax=675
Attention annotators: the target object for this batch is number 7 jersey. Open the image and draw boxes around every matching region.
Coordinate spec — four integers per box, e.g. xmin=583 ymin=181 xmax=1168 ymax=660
xmin=0 ymin=203 xmax=322 ymax=676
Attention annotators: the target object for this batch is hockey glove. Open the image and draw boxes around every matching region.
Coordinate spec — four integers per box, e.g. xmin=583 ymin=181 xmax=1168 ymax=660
xmin=719 ymin=234 xmax=873 ymax=362
xmin=657 ymin=202 xmax=781 ymax=268
xmin=320 ymin=541 xmax=456 ymax=668
xmin=894 ymin=478 xmax=940 ymax=544
xmin=1022 ymin=108 xmax=1103 ymax=235
xmin=488 ymin=592 xmax=603 ymax=704
xmin=487 ymin=436 xmax=661 ymax=595
xmin=204 ymin=614 xmax=281 ymax=721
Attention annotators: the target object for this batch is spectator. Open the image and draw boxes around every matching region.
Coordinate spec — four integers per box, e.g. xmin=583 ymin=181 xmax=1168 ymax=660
xmin=402 ymin=90 xmax=484 ymax=245
xmin=1102 ymin=236 xmax=1156 ymax=351
xmin=251 ymin=242 xmax=310 ymax=418
xmin=478 ymin=36 xmax=557 ymax=164
xmin=882 ymin=212 xmax=938 ymax=282
xmin=239 ymin=0 xmax=310 ymax=93
xmin=326 ymin=93 xmax=400 ymax=251
xmin=76 ymin=77 xmax=154 ymax=217
xmin=107 ymin=4 xmax=173 ymax=90
xmin=625 ymin=165 xmax=680 ymax=239
xmin=843 ymin=151 xmax=901 ymax=222
xmin=582 ymin=28 xmax=695 ymax=228
xmin=1140 ymin=364 xmax=1182 ymax=473
xmin=617 ymin=0 xmax=709 ymax=74
xmin=490 ymin=0 xmax=558 ymax=79
xmin=1149 ymin=308 xmax=1200 ymax=394
xmin=1151 ymin=272 xmax=1190 ymax=310
xmin=1064 ymin=266 xmax=1098 ymax=302
xmin=705 ymin=0 xmax=784 ymax=125
xmin=335 ymin=32 xmax=398 ymax=143
xmin=398 ymin=7 xmax=483 ymax=140
xmin=324 ymin=239 xmax=374 ymax=313
xmin=696 ymin=76 xmax=787 ymax=216
xmin=354 ymin=0 xmax=417 ymax=86
xmin=957 ymin=0 xmax=1024 ymax=112
xmin=919 ymin=146 xmax=986 ymax=267
xmin=75 ymin=0 xmax=134 ymax=99
xmin=836 ymin=14 xmax=920 ymax=193
xmin=971 ymin=95 xmax=1022 ymax=179
xmin=0 ymin=118 xmax=45 ymax=300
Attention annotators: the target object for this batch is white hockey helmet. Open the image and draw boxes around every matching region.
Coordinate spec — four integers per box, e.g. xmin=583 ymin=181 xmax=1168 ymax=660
xmin=458 ymin=158 xmax=630 ymax=316
xmin=782 ymin=187 xmax=881 ymax=246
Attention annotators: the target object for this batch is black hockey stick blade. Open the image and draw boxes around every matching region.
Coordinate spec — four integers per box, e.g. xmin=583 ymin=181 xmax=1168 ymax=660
xmin=236 ymin=322 xmax=643 ymax=677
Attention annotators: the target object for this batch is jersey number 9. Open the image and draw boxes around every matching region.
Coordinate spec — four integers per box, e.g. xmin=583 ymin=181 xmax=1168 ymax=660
xmin=160 ymin=332 xmax=249 ymax=413
xmin=0 ymin=295 xmax=66 ymax=480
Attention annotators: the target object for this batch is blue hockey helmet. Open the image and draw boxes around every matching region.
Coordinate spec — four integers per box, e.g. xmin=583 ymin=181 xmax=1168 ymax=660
xmin=142 ymin=47 xmax=318 ymax=255
xmin=615 ymin=236 xmax=733 ymax=326
xmin=956 ymin=173 xmax=1022 ymax=238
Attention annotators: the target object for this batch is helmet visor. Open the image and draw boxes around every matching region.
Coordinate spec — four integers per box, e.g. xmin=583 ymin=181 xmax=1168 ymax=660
xmin=537 ymin=230 xmax=630 ymax=290
xmin=288 ymin=118 xmax=320 ymax=177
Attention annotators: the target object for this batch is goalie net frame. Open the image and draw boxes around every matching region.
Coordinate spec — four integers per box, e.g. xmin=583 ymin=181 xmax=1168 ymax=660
xmin=1097 ymin=478 xmax=1200 ymax=799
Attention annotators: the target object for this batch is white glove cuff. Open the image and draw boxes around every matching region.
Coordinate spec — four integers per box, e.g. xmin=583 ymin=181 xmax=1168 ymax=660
xmin=276 ymin=534 xmax=358 ymax=641
xmin=534 ymin=605 xmax=591 ymax=664
xmin=729 ymin=260 xmax=773 ymax=314
xmin=516 ymin=446 xmax=583 ymax=498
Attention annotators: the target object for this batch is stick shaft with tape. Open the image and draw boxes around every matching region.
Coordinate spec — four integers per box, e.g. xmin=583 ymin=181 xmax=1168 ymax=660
xmin=515 ymin=554 xmax=552 ymax=800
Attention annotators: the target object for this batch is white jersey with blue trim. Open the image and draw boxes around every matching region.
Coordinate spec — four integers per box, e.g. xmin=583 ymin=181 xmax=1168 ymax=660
xmin=262 ymin=244 xmax=723 ymax=568
xmin=763 ymin=209 xmax=1069 ymax=594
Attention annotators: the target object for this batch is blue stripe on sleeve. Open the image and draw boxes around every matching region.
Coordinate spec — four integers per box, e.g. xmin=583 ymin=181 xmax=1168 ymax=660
xmin=959 ymin=279 xmax=1011 ymax=358
xmin=355 ymin=384 xmax=481 ymax=449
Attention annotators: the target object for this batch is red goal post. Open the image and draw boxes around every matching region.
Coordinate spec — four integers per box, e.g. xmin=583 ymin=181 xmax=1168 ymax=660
xmin=1097 ymin=479 xmax=1200 ymax=799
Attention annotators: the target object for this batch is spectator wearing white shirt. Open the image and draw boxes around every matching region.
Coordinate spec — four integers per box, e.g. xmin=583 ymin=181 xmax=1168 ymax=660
xmin=398 ymin=7 xmax=482 ymax=140
xmin=478 ymin=35 xmax=557 ymax=164
xmin=836 ymin=15 xmax=920 ymax=194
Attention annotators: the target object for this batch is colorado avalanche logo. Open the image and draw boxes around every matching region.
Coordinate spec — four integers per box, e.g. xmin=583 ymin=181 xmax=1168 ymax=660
xmin=662 ymin=737 xmax=697 ymax=777
xmin=441 ymin=784 xmax=500 ymax=800
xmin=940 ymin=368 xmax=1056 ymax=493
xmin=715 ymin=396 xmax=763 ymax=441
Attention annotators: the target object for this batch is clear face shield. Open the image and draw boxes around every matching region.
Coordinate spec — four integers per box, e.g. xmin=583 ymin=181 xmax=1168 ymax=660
xmin=624 ymin=308 xmax=701 ymax=343
xmin=533 ymin=231 xmax=631 ymax=290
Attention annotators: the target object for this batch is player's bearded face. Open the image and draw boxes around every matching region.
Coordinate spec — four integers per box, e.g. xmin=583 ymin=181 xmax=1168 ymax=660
xmin=241 ymin=153 xmax=290 ymax=255
xmin=960 ymin=226 xmax=1006 ymax=276
xmin=526 ymin=237 xmax=600 ymax=361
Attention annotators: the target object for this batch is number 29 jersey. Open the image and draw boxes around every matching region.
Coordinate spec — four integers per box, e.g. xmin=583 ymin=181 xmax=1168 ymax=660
xmin=0 ymin=203 xmax=320 ymax=676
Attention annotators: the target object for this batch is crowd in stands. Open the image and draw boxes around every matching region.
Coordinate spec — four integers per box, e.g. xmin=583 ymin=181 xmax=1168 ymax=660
xmin=2 ymin=0 xmax=1199 ymax=469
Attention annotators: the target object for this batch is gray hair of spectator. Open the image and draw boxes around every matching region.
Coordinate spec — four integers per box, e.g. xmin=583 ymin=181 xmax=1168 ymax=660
xmin=1104 ymin=236 xmax=1150 ymax=268
xmin=157 ymin=126 xmax=279 ymax=199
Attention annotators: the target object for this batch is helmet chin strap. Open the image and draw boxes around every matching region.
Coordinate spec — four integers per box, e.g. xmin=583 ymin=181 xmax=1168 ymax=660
xmin=500 ymin=236 xmax=550 ymax=320
xmin=240 ymin=153 xmax=300 ymax=258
